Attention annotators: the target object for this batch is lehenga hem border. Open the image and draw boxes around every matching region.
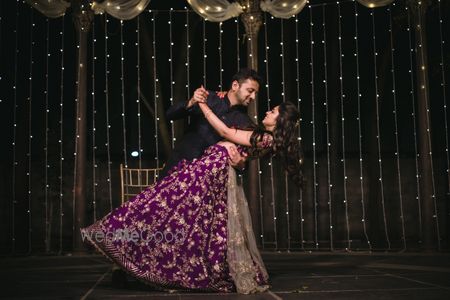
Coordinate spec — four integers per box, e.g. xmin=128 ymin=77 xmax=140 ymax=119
xmin=82 ymin=225 xmax=229 ymax=293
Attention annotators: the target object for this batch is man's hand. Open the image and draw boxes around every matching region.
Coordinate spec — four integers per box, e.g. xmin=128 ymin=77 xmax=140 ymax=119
xmin=228 ymin=145 xmax=248 ymax=171
xmin=218 ymin=141 xmax=248 ymax=171
xmin=187 ymin=85 xmax=209 ymax=108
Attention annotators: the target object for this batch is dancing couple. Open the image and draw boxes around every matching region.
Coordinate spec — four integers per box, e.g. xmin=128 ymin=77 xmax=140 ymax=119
xmin=81 ymin=69 xmax=302 ymax=294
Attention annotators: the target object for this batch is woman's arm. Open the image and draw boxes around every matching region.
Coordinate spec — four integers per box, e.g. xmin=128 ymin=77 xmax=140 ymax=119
xmin=199 ymin=102 xmax=253 ymax=146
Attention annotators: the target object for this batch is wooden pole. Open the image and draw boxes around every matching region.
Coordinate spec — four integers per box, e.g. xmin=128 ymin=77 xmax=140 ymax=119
xmin=72 ymin=1 xmax=93 ymax=253
xmin=240 ymin=0 xmax=263 ymax=246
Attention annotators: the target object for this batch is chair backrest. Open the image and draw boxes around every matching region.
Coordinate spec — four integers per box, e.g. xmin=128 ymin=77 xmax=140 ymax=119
xmin=120 ymin=164 xmax=162 ymax=203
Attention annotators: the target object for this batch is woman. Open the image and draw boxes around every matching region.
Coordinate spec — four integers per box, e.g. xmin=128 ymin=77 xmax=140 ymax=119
xmin=81 ymin=100 xmax=302 ymax=294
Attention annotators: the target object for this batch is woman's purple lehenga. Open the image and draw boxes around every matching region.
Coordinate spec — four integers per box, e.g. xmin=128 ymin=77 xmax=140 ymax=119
xmin=82 ymin=141 xmax=271 ymax=294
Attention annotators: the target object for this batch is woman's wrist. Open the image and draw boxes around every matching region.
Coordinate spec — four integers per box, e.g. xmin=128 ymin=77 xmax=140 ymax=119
xmin=200 ymin=103 xmax=212 ymax=117
xmin=204 ymin=110 xmax=212 ymax=118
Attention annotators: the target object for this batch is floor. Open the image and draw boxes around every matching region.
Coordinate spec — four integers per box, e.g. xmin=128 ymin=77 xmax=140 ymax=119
xmin=1 ymin=252 xmax=450 ymax=299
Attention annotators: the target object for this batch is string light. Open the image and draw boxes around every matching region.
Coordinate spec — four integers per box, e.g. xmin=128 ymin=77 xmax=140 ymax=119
xmin=105 ymin=15 xmax=113 ymax=211
xmin=280 ymin=19 xmax=291 ymax=251
xmin=309 ymin=5 xmax=319 ymax=250
xmin=295 ymin=13 xmax=305 ymax=251
xmin=248 ymin=18 xmax=255 ymax=71
xmin=371 ymin=9 xmax=391 ymax=250
xmin=388 ymin=5 xmax=406 ymax=250
xmin=406 ymin=6 xmax=422 ymax=243
xmin=322 ymin=5 xmax=333 ymax=251
xmin=186 ymin=8 xmax=190 ymax=95
xmin=0 ymin=2 xmax=2 ymax=104
xmin=152 ymin=13 xmax=160 ymax=169
xmin=169 ymin=9 xmax=175 ymax=148
xmin=416 ymin=1 xmax=441 ymax=249
xmin=263 ymin=13 xmax=276 ymax=250
xmin=72 ymin=23 xmax=81 ymax=246
xmin=337 ymin=2 xmax=351 ymax=251
xmin=91 ymin=19 xmax=97 ymax=221
xmin=256 ymin=91 xmax=263 ymax=244
xmin=120 ymin=19 xmax=128 ymax=168
xmin=44 ymin=17 xmax=50 ymax=252
xmin=185 ymin=8 xmax=191 ymax=128
xmin=58 ymin=16 xmax=65 ymax=255
xmin=11 ymin=0 xmax=20 ymax=254
xmin=437 ymin=0 xmax=449 ymax=192
xmin=27 ymin=6 xmax=34 ymax=254
xmin=236 ymin=18 xmax=240 ymax=70
xmin=137 ymin=15 xmax=142 ymax=169
xmin=235 ymin=17 xmax=244 ymax=192
xmin=353 ymin=1 xmax=371 ymax=251
xmin=202 ymin=19 xmax=206 ymax=86
xmin=218 ymin=21 xmax=223 ymax=89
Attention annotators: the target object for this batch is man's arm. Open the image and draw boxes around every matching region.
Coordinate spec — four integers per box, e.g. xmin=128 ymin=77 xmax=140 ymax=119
xmin=166 ymin=101 xmax=192 ymax=120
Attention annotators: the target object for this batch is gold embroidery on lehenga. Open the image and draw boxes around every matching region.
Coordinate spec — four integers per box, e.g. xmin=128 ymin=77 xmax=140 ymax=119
xmin=82 ymin=144 xmax=272 ymax=293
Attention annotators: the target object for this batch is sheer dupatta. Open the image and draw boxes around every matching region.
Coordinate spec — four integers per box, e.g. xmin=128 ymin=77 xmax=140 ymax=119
xmin=226 ymin=166 xmax=269 ymax=294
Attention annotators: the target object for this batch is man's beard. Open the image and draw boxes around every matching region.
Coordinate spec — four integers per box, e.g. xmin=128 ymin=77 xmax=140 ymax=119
xmin=236 ymin=90 xmax=250 ymax=106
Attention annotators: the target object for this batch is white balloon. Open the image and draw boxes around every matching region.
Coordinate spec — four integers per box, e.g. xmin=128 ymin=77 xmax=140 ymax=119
xmin=356 ymin=0 xmax=395 ymax=8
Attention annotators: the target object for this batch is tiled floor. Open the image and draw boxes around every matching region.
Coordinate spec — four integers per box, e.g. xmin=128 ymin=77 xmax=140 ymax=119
xmin=1 ymin=252 xmax=450 ymax=299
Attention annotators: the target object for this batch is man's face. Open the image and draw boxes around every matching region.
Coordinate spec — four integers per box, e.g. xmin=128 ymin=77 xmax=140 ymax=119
xmin=233 ymin=79 xmax=259 ymax=106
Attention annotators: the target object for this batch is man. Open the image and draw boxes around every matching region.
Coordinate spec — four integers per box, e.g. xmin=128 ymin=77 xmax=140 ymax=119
xmin=159 ymin=68 xmax=262 ymax=178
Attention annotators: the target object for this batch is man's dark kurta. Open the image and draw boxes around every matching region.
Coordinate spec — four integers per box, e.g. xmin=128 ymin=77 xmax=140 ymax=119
xmin=159 ymin=91 xmax=255 ymax=178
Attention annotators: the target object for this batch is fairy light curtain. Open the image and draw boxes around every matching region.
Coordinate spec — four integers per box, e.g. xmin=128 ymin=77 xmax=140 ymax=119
xmin=1 ymin=0 xmax=449 ymax=254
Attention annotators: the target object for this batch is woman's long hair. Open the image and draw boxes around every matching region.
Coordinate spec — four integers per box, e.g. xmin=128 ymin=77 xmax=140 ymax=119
xmin=250 ymin=101 xmax=303 ymax=186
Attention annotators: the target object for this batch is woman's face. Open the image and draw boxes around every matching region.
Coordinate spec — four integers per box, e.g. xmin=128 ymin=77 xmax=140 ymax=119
xmin=262 ymin=106 xmax=280 ymax=130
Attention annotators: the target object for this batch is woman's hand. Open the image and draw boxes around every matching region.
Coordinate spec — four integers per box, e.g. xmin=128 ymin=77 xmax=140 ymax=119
xmin=216 ymin=91 xmax=227 ymax=98
xmin=187 ymin=85 xmax=209 ymax=108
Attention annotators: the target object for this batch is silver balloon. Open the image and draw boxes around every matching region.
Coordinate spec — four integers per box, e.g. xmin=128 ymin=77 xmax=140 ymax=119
xmin=356 ymin=0 xmax=395 ymax=8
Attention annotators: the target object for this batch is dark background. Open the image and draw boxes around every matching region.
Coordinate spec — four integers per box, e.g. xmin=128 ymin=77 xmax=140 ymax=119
xmin=0 ymin=0 xmax=449 ymax=255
